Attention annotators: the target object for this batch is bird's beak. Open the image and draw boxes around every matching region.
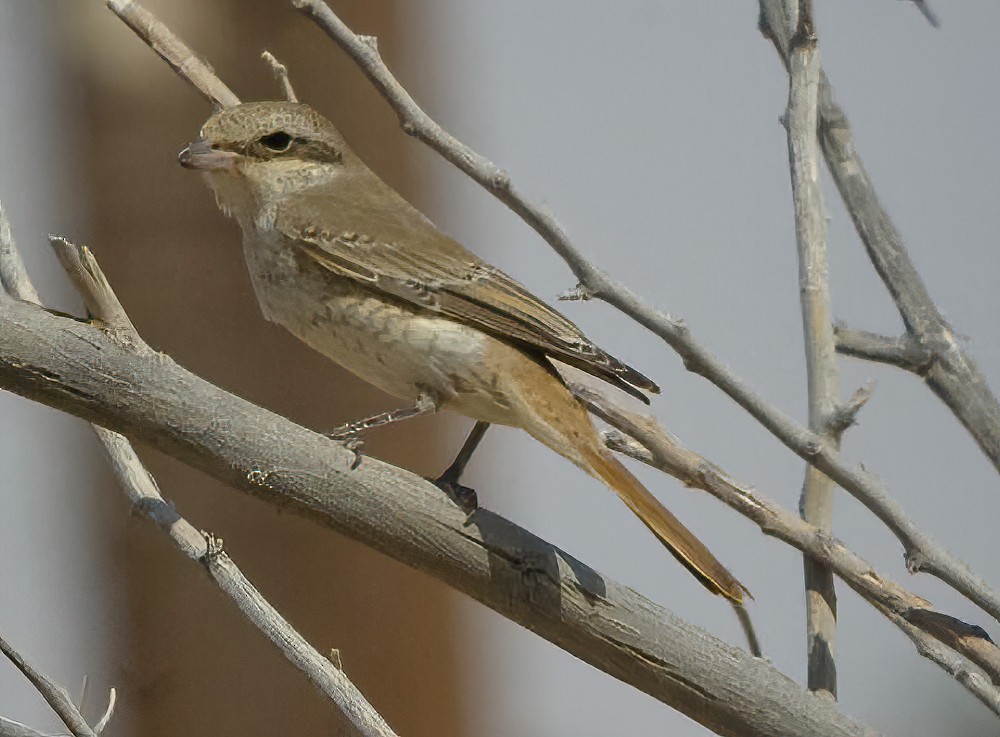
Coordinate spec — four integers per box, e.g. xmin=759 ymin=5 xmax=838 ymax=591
xmin=178 ymin=139 xmax=240 ymax=171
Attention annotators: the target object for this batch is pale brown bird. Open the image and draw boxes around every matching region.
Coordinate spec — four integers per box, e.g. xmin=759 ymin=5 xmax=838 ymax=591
xmin=179 ymin=101 xmax=748 ymax=603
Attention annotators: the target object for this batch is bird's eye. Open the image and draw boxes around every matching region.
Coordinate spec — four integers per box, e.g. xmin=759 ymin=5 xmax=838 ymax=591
xmin=259 ymin=131 xmax=293 ymax=152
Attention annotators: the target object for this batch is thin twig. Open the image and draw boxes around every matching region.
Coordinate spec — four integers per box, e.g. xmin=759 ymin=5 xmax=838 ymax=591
xmin=0 ymin=635 xmax=96 ymax=737
xmin=91 ymin=689 xmax=115 ymax=736
xmin=105 ymin=0 xmax=240 ymax=109
xmin=49 ymin=237 xmax=398 ymax=737
xmin=292 ymin=0 xmax=1000 ymax=626
xmin=573 ymin=384 xmax=1000 ymax=704
xmin=784 ymin=0 xmax=839 ymax=697
xmin=732 ymin=603 xmax=762 ymax=657
xmin=835 ymin=326 xmax=932 ymax=373
xmin=262 ymin=51 xmax=298 ymax=102
xmin=50 ymin=238 xmax=140 ymax=341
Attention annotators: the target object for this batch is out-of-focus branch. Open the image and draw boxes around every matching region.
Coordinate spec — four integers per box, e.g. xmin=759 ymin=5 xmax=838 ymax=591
xmin=49 ymin=237 xmax=398 ymax=737
xmin=908 ymin=0 xmax=941 ymax=28
xmin=0 ymin=634 xmax=98 ymax=737
xmin=262 ymin=51 xmax=298 ymax=103
xmin=290 ymin=0 xmax=1000 ymax=626
xmin=760 ymin=1 xmax=1000 ymax=476
xmin=783 ymin=0 xmax=840 ymax=697
xmin=106 ymin=0 xmax=240 ymax=109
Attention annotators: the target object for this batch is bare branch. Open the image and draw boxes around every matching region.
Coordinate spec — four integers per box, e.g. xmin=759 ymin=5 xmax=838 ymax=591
xmin=579 ymin=386 xmax=1000 ymax=705
xmin=732 ymin=603 xmax=762 ymax=658
xmin=0 ymin=635 xmax=96 ymax=737
xmin=290 ymin=0 xmax=1000 ymax=625
xmin=50 ymin=238 xmax=397 ymax=737
xmin=49 ymin=237 xmax=140 ymax=342
xmin=760 ymin=1 xmax=1000 ymax=476
xmin=105 ymin=0 xmax=240 ymax=109
xmin=91 ymin=689 xmax=115 ymax=736
xmin=262 ymin=51 xmax=299 ymax=103
xmin=835 ymin=327 xmax=932 ymax=373
xmin=784 ymin=0 xmax=839 ymax=697
xmin=826 ymin=382 xmax=874 ymax=434
xmin=0 ymin=296 xmax=880 ymax=737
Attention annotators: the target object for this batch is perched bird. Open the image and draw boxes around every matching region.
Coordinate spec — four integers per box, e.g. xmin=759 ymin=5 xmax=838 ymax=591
xmin=179 ymin=101 xmax=748 ymax=603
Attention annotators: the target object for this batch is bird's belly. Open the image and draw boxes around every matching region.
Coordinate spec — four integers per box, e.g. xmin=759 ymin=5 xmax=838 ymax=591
xmin=242 ymin=230 xmax=534 ymax=423
xmin=296 ymin=280 xmax=490 ymax=403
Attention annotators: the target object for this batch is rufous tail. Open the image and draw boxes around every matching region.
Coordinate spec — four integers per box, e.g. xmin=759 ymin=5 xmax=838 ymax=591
xmin=581 ymin=444 xmax=750 ymax=604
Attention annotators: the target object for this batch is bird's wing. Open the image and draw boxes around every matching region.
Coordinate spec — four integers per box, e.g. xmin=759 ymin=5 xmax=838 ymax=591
xmin=275 ymin=183 xmax=659 ymax=402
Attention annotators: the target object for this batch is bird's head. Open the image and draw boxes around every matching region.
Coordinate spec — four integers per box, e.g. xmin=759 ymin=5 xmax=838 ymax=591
xmin=179 ymin=101 xmax=355 ymax=225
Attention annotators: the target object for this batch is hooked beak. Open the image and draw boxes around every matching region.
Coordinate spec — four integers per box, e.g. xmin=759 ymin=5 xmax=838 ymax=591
xmin=178 ymin=140 xmax=240 ymax=170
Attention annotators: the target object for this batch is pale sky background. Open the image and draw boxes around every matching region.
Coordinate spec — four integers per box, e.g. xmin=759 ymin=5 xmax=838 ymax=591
xmin=1 ymin=2 xmax=998 ymax=736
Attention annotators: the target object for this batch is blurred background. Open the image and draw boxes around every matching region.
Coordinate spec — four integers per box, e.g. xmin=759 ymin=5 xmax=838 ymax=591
xmin=0 ymin=1 xmax=997 ymax=735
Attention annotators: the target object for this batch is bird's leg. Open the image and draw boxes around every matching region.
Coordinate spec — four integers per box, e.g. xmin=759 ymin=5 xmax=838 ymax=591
xmin=328 ymin=394 xmax=437 ymax=464
xmin=433 ymin=421 xmax=490 ymax=514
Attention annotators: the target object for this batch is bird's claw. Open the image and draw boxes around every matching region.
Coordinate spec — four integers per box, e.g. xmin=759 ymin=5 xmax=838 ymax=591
xmin=327 ymin=427 xmax=365 ymax=468
xmin=433 ymin=476 xmax=479 ymax=521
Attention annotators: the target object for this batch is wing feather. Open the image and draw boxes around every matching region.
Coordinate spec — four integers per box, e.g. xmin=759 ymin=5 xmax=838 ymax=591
xmin=279 ymin=179 xmax=659 ymax=401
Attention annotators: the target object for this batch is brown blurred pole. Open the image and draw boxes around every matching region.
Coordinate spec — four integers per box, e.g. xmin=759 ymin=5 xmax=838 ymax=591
xmin=60 ymin=2 xmax=463 ymax=735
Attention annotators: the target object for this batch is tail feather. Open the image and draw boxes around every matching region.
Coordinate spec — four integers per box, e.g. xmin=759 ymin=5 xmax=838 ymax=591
xmin=582 ymin=445 xmax=750 ymax=604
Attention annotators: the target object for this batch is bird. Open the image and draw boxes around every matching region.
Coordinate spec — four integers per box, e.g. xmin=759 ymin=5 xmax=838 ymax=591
xmin=179 ymin=100 xmax=748 ymax=603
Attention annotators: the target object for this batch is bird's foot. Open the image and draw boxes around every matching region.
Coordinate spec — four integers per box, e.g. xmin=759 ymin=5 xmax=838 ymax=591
xmin=432 ymin=473 xmax=479 ymax=520
xmin=327 ymin=426 xmax=365 ymax=469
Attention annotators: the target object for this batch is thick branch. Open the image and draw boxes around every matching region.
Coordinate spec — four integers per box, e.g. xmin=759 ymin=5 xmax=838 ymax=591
xmin=759 ymin=0 xmax=1000 ymax=474
xmin=785 ymin=1 xmax=839 ymax=697
xmin=291 ymin=0 xmax=1000 ymax=625
xmin=0 ymin=298 xmax=876 ymax=737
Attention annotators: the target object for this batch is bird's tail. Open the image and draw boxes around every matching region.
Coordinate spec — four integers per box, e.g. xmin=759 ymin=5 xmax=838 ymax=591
xmin=501 ymin=352 xmax=748 ymax=602
xmin=579 ymin=442 xmax=749 ymax=604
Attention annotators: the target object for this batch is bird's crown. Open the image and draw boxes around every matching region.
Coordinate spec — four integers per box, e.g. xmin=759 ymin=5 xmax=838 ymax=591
xmin=199 ymin=101 xmax=351 ymax=165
